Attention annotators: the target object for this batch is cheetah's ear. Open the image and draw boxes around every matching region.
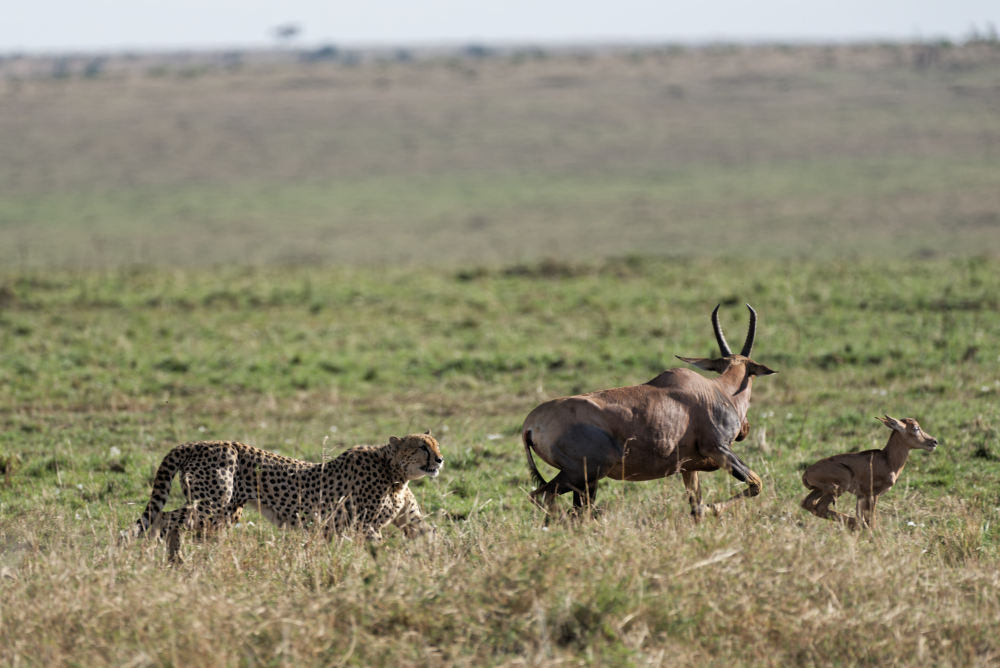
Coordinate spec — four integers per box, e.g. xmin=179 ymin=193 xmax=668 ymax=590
xmin=424 ymin=429 xmax=432 ymax=436
xmin=389 ymin=436 xmax=401 ymax=446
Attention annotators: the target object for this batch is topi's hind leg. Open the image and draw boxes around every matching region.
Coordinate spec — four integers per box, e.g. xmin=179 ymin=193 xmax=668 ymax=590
xmin=683 ymin=470 xmax=706 ymax=521
xmin=540 ymin=424 xmax=621 ymax=514
xmin=529 ymin=471 xmax=579 ymax=514
xmin=571 ymin=478 xmax=600 ymax=515
xmin=530 ymin=468 xmax=606 ymax=514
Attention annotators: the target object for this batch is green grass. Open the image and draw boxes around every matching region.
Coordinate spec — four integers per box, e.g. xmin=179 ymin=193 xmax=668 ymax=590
xmin=6 ymin=153 xmax=999 ymax=267
xmin=2 ymin=257 xmax=1000 ymax=664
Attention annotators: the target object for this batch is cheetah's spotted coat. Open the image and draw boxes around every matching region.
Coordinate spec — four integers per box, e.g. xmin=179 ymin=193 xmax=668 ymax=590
xmin=122 ymin=433 xmax=443 ymax=561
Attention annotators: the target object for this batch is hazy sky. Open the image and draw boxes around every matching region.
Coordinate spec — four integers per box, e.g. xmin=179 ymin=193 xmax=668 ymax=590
xmin=4 ymin=1 xmax=999 ymax=52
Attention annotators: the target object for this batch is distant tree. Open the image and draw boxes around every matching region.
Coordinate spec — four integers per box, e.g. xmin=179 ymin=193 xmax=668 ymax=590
xmin=272 ymin=23 xmax=301 ymax=46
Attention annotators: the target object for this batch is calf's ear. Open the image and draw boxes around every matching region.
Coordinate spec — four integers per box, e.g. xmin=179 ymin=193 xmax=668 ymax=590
xmin=876 ymin=415 xmax=904 ymax=431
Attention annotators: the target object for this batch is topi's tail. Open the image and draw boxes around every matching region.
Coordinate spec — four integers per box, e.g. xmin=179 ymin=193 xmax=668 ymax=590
xmin=523 ymin=430 xmax=548 ymax=489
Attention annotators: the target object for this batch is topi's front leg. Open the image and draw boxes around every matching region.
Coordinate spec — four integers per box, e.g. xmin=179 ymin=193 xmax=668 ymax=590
xmin=708 ymin=445 xmax=762 ymax=516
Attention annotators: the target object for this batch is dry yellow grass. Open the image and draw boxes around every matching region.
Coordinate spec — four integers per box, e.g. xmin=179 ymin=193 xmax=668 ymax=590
xmin=2 ymin=483 xmax=997 ymax=666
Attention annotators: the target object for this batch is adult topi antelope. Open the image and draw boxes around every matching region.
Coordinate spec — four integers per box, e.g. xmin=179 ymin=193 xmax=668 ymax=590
xmin=522 ymin=304 xmax=776 ymax=518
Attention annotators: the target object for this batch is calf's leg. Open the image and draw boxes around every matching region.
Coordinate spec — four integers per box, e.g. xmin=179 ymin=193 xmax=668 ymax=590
xmin=855 ymin=495 xmax=877 ymax=530
xmin=809 ymin=492 xmax=855 ymax=528
xmin=801 ymin=488 xmax=824 ymax=514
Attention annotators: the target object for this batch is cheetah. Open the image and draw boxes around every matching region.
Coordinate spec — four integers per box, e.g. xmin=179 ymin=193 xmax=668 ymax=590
xmin=120 ymin=432 xmax=443 ymax=562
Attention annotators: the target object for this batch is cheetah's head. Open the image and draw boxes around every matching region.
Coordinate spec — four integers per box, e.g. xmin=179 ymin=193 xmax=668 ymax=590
xmin=389 ymin=432 xmax=444 ymax=481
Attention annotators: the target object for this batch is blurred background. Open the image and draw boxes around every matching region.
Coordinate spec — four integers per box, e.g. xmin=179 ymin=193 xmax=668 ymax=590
xmin=2 ymin=1 xmax=999 ymax=269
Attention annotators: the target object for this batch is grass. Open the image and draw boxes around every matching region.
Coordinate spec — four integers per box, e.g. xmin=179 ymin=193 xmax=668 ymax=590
xmin=3 ymin=496 xmax=998 ymax=665
xmin=2 ymin=258 xmax=1000 ymax=664
xmin=1 ymin=42 xmax=1000 ymax=665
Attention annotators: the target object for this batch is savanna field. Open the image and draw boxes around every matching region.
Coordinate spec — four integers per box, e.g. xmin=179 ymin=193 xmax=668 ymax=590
xmin=2 ymin=43 xmax=1000 ymax=665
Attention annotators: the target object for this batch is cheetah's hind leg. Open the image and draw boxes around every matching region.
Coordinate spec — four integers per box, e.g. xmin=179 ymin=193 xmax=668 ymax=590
xmin=154 ymin=502 xmax=235 ymax=564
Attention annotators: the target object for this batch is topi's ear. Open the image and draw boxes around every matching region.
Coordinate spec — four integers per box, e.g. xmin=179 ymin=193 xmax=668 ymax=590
xmin=676 ymin=355 xmax=727 ymax=373
xmin=389 ymin=436 xmax=401 ymax=446
xmin=747 ymin=361 xmax=777 ymax=376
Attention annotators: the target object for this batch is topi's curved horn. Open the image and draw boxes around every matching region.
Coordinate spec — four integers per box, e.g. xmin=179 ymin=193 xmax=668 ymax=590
xmin=741 ymin=304 xmax=757 ymax=357
xmin=711 ymin=304 xmax=732 ymax=357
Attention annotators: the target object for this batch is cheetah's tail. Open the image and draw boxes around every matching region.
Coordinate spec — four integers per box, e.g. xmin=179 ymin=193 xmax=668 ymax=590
xmin=120 ymin=445 xmax=190 ymax=544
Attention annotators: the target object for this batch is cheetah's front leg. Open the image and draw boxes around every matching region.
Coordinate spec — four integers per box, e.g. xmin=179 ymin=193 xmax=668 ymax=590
xmin=391 ymin=487 xmax=430 ymax=539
